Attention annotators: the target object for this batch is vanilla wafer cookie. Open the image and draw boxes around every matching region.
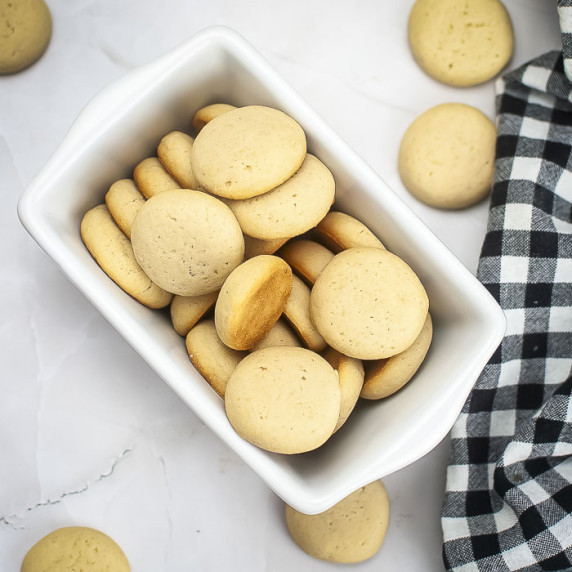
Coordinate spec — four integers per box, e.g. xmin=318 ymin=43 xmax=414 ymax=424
xmin=310 ymin=248 xmax=428 ymax=360
xmin=313 ymin=211 xmax=384 ymax=253
xmin=192 ymin=103 xmax=237 ymax=134
xmin=190 ymin=105 xmax=307 ymax=200
xmin=214 ymin=255 xmax=292 ymax=350
xmin=130 ymin=189 xmax=244 ymax=296
xmin=279 ymin=239 xmax=334 ymax=285
xmin=225 ymin=153 xmax=335 ymax=240
xmin=105 ymin=178 xmax=146 ymax=238
xmin=361 ymin=313 xmax=433 ymax=399
xmin=225 ymin=346 xmax=340 ymax=454
xmin=133 ymin=156 xmax=181 ymax=199
xmin=285 ymin=480 xmax=390 ymax=563
xmin=157 ymin=131 xmax=199 ymax=190
xmin=81 ymin=204 xmax=173 ymax=309
xmin=186 ymin=319 xmax=246 ymax=398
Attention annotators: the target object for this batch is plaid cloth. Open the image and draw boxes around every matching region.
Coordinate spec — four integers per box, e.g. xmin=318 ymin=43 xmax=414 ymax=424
xmin=441 ymin=4 xmax=572 ymax=571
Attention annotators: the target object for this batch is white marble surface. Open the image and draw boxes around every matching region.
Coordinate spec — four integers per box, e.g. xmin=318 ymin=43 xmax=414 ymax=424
xmin=0 ymin=1 xmax=562 ymax=570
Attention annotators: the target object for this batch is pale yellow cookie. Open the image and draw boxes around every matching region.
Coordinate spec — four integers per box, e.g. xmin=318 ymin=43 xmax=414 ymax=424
xmin=249 ymin=318 xmax=301 ymax=352
xmin=283 ymin=274 xmax=327 ymax=353
xmin=186 ymin=319 xmax=247 ymax=398
xmin=408 ymin=0 xmax=514 ymax=87
xmin=225 ymin=154 xmax=335 ymax=240
xmin=278 ymin=239 xmax=334 ymax=285
xmin=322 ymin=348 xmax=365 ymax=432
xmin=361 ymin=313 xmax=433 ymax=400
xmin=0 ymin=0 xmax=52 ymax=75
xmin=310 ymin=248 xmax=429 ymax=360
xmin=225 ymin=346 xmax=341 ymax=454
xmin=105 ymin=178 xmax=146 ymax=238
xmin=192 ymin=103 xmax=237 ymax=134
xmin=285 ymin=481 xmax=390 ymax=564
xmin=398 ymin=103 xmax=496 ymax=209
xmin=214 ymin=255 xmax=292 ymax=350
xmin=313 ymin=210 xmax=385 ymax=253
xmin=133 ymin=156 xmax=181 ymax=199
xmin=130 ymin=189 xmax=244 ymax=296
xmin=157 ymin=131 xmax=199 ymax=190
xmin=243 ymin=235 xmax=289 ymax=259
xmin=170 ymin=291 xmax=218 ymax=337
xmin=190 ymin=105 xmax=307 ymax=199
xmin=21 ymin=526 xmax=130 ymax=572
xmin=81 ymin=204 xmax=173 ymax=309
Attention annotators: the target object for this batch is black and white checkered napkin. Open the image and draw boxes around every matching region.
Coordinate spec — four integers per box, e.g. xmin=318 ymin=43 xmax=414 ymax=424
xmin=441 ymin=3 xmax=572 ymax=570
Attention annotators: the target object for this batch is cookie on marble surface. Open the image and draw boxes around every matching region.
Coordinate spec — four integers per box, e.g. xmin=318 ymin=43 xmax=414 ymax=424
xmin=105 ymin=179 xmax=146 ymax=239
xmin=81 ymin=204 xmax=173 ymax=309
xmin=398 ymin=103 xmax=496 ymax=209
xmin=225 ymin=346 xmax=341 ymax=454
xmin=249 ymin=318 xmax=301 ymax=352
xmin=21 ymin=526 xmax=130 ymax=572
xmin=225 ymin=153 xmax=335 ymax=240
xmin=157 ymin=131 xmax=198 ymax=190
xmin=408 ymin=0 xmax=514 ymax=87
xmin=361 ymin=313 xmax=433 ymax=400
xmin=283 ymin=274 xmax=327 ymax=353
xmin=186 ymin=319 xmax=246 ymax=398
xmin=0 ymin=0 xmax=52 ymax=75
xmin=322 ymin=347 xmax=364 ymax=432
xmin=130 ymin=189 xmax=244 ymax=296
xmin=190 ymin=105 xmax=307 ymax=199
xmin=312 ymin=210 xmax=385 ymax=253
xmin=214 ymin=255 xmax=292 ymax=350
xmin=133 ymin=156 xmax=181 ymax=199
xmin=278 ymin=239 xmax=334 ymax=285
xmin=285 ymin=481 xmax=390 ymax=564
xmin=170 ymin=291 xmax=218 ymax=337
xmin=192 ymin=103 xmax=237 ymax=134
xmin=310 ymin=248 xmax=429 ymax=360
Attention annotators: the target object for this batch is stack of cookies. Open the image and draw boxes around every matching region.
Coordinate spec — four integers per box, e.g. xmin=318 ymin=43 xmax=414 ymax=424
xmin=81 ymin=102 xmax=434 ymax=458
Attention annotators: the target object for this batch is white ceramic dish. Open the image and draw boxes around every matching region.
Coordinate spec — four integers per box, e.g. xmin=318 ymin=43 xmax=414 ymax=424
xmin=17 ymin=25 xmax=505 ymax=515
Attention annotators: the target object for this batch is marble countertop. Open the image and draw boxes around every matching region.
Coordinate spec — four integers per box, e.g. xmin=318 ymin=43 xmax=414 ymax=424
xmin=0 ymin=1 xmax=562 ymax=570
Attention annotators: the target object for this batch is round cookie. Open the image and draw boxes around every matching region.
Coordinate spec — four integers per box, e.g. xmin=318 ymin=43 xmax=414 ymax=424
xmin=285 ymin=480 xmax=390 ymax=564
xmin=398 ymin=103 xmax=496 ymax=209
xmin=105 ymin=178 xmax=146 ymax=238
xmin=0 ymin=0 xmax=52 ymax=75
xmin=313 ymin=211 xmax=385 ymax=253
xmin=278 ymin=239 xmax=334 ymax=285
xmin=192 ymin=103 xmax=237 ymax=133
xmin=190 ymin=105 xmax=307 ymax=199
xmin=170 ymin=291 xmax=218 ymax=337
xmin=133 ymin=156 xmax=181 ymax=199
xmin=81 ymin=204 xmax=173 ymax=309
xmin=249 ymin=318 xmax=301 ymax=352
xmin=157 ymin=131 xmax=199 ymax=190
xmin=283 ymin=274 xmax=327 ymax=353
xmin=186 ymin=319 xmax=247 ymax=398
xmin=214 ymin=255 xmax=292 ymax=350
xmin=243 ymin=235 xmax=289 ymax=259
xmin=361 ymin=313 xmax=433 ymax=400
xmin=310 ymin=248 xmax=429 ymax=360
xmin=21 ymin=526 xmax=130 ymax=572
xmin=130 ymin=189 xmax=244 ymax=296
xmin=225 ymin=346 xmax=341 ymax=454
xmin=225 ymin=154 xmax=335 ymax=240
xmin=322 ymin=348 xmax=365 ymax=432
xmin=408 ymin=0 xmax=514 ymax=87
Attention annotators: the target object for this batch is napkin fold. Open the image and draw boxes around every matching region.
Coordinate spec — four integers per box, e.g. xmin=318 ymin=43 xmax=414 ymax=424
xmin=441 ymin=3 xmax=572 ymax=570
